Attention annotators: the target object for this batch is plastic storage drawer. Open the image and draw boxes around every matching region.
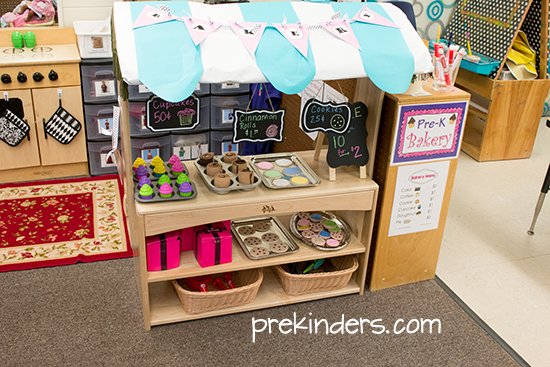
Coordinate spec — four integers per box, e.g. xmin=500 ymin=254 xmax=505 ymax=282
xmin=194 ymin=83 xmax=210 ymax=96
xmin=87 ymin=140 xmax=119 ymax=176
xmin=210 ymin=130 xmax=243 ymax=155
xmin=128 ymin=84 xmax=154 ymax=101
xmin=85 ymin=103 xmax=118 ymax=141
xmin=131 ymin=134 xmax=171 ymax=164
xmin=170 ymin=132 xmax=209 ymax=161
xmin=81 ymin=63 xmax=118 ymax=103
xmin=73 ymin=20 xmax=112 ymax=59
xmin=210 ymin=94 xmax=250 ymax=130
xmin=211 ymin=83 xmax=250 ymax=95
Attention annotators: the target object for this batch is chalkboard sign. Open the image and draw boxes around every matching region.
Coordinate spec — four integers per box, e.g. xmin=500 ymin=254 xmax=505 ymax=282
xmin=146 ymin=96 xmax=200 ymax=132
xmin=326 ymin=102 xmax=369 ymax=169
xmin=232 ymin=109 xmax=285 ymax=143
xmin=301 ymin=98 xmax=351 ymax=134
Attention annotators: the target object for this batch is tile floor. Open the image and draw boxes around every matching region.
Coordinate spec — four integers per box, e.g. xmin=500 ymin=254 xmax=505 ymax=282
xmin=437 ymin=118 xmax=550 ymax=367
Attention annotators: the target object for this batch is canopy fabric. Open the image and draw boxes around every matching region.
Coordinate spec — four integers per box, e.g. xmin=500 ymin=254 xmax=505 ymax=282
xmin=113 ymin=1 xmax=433 ymax=102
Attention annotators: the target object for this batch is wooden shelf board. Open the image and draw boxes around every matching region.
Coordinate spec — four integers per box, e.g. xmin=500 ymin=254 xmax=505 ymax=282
xmin=135 ymin=150 xmax=378 ymax=217
xmin=149 ymin=267 xmax=360 ymax=326
xmin=147 ymin=226 xmax=365 ymax=282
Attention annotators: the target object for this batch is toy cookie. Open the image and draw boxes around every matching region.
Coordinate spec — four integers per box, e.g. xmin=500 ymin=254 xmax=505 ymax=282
xmin=261 ymin=233 xmax=279 ymax=243
xmin=244 ymin=237 xmax=262 ymax=247
xmin=270 ymin=242 xmax=289 ymax=253
xmin=238 ymin=226 xmax=255 ymax=236
xmin=310 ymin=234 xmax=326 ymax=247
xmin=249 ymin=246 xmax=269 ymax=257
xmin=253 ymin=221 xmax=271 ymax=232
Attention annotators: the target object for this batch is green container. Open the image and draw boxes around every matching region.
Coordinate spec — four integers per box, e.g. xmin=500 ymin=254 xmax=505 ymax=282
xmin=24 ymin=32 xmax=36 ymax=48
xmin=11 ymin=31 xmax=23 ymax=48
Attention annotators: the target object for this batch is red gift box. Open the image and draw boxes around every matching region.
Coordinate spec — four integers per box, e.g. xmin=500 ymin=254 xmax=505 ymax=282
xmin=146 ymin=230 xmax=181 ymax=271
xmin=193 ymin=223 xmax=232 ymax=268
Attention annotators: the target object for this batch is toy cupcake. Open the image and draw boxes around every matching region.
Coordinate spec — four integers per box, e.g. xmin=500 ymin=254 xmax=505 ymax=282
xmin=223 ymin=152 xmax=238 ymax=164
xmin=139 ymin=184 xmax=154 ymax=200
xmin=214 ymin=173 xmax=231 ymax=188
xmin=176 ymin=173 xmax=190 ymax=186
xmin=135 ymin=165 xmax=148 ymax=179
xmin=133 ymin=157 xmax=146 ymax=171
xmin=179 ymin=181 xmax=193 ymax=197
xmin=206 ymin=162 xmax=223 ymax=177
xmin=159 ymin=182 xmax=173 ymax=198
xmin=138 ymin=176 xmax=152 ymax=189
xmin=158 ymin=174 xmax=171 ymax=186
xmin=168 ymin=154 xmax=179 ymax=168
xmin=171 ymin=160 xmax=185 ymax=176
xmin=198 ymin=152 xmax=214 ymax=166
xmin=153 ymin=164 xmax=166 ymax=178
xmin=151 ymin=156 xmax=163 ymax=168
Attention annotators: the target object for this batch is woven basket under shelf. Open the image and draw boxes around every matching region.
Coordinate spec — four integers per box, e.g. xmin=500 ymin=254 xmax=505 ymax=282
xmin=171 ymin=268 xmax=263 ymax=315
xmin=272 ymin=255 xmax=359 ymax=296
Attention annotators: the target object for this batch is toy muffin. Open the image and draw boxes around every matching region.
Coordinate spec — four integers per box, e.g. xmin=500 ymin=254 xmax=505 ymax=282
xmin=198 ymin=152 xmax=214 ymax=166
xmin=150 ymin=156 xmax=163 ymax=168
xmin=231 ymin=159 xmax=247 ymax=174
xmin=237 ymin=168 xmax=254 ymax=185
xmin=171 ymin=160 xmax=185 ymax=176
xmin=153 ymin=164 xmax=166 ymax=177
xmin=133 ymin=157 xmax=146 ymax=171
xmin=138 ymin=176 xmax=152 ymax=189
xmin=159 ymin=182 xmax=173 ymax=198
xmin=135 ymin=165 xmax=148 ymax=179
xmin=206 ymin=162 xmax=223 ymax=177
xmin=168 ymin=154 xmax=179 ymax=168
xmin=176 ymin=173 xmax=190 ymax=186
xmin=139 ymin=184 xmax=154 ymax=200
xmin=213 ymin=173 xmax=231 ymax=188
xmin=158 ymin=174 xmax=171 ymax=186
xmin=179 ymin=181 xmax=193 ymax=197
xmin=223 ymin=152 xmax=238 ymax=164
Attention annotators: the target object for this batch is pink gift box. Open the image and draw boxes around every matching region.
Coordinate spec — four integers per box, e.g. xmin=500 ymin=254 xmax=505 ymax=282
xmin=193 ymin=222 xmax=232 ymax=268
xmin=146 ymin=230 xmax=181 ymax=271
xmin=180 ymin=227 xmax=194 ymax=252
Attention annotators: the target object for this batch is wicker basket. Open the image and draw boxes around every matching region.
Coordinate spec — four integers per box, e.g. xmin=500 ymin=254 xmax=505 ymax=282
xmin=171 ymin=268 xmax=263 ymax=315
xmin=272 ymin=255 xmax=359 ymax=296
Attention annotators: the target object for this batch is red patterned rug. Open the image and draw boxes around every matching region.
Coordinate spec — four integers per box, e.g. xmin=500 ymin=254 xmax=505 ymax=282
xmin=0 ymin=175 xmax=132 ymax=272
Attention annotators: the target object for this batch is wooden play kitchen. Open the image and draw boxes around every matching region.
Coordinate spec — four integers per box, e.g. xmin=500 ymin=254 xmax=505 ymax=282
xmin=0 ymin=27 xmax=87 ymax=182
xmin=113 ymin=1 xmax=472 ymax=330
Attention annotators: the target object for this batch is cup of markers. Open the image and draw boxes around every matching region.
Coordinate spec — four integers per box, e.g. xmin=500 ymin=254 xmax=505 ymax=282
xmin=432 ymin=42 xmax=466 ymax=93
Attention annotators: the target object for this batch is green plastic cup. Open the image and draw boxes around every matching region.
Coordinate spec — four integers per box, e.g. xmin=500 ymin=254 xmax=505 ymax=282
xmin=11 ymin=31 xmax=23 ymax=48
xmin=24 ymin=32 xmax=36 ymax=48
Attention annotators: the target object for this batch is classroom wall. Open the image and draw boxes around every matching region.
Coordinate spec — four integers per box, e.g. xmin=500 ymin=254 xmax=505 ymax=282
xmin=58 ymin=0 xmax=116 ymax=27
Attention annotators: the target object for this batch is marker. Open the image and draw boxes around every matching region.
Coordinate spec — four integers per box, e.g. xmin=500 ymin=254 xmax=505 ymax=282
xmin=466 ymin=32 xmax=472 ymax=56
xmin=437 ymin=47 xmax=451 ymax=85
xmin=447 ymin=31 xmax=453 ymax=47
xmin=437 ymin=26 xmax=441 ymax=43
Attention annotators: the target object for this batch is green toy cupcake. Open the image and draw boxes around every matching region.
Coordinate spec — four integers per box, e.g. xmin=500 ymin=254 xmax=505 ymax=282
xmin=176 ymin=173 xmax=190 ymax=186
xmin=139 ymin=184 xmax=154 ymax=200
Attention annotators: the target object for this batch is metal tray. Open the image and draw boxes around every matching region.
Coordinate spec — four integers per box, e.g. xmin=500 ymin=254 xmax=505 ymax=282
xmin=231 ymin=216 xmax=299 ymax=260
xmin=133 ymin=161 xmax=189 ymax=182
xmin=249 ymin=153 xmax=321 ymax=189
xmin=289 ymin=211 xmax=351 ymax=251
xmin=134 ymin=180 xmax=197 ymax=203
xmin=194 ymin=155 xmax=261 ymax=195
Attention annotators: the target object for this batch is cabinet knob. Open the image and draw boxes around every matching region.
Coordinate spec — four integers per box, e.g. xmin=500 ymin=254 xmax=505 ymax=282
xmin=17 ymin=72 xmax=27 ymax=83
xmin=33 ymin=72 xmax=44 ymax=82
xmin=48 ymin=69 xmax=58 ymax=81
xmin=1 ymin=74 xmax=12 ymax=84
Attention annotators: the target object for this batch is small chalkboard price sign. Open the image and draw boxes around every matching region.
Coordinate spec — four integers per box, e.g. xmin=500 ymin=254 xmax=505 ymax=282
xmin=232 ymin=109 xmax=285 ymax=143
xmin=301 ymin=98 xmax=351 ymax=134
xmin=146 ymin=96 xmax=200 ymax=132
xmin=326 ymin=102 xmax=369 ymax=169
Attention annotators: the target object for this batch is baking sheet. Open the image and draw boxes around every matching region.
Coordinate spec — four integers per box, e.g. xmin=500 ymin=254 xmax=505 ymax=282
xmin=249 ymin=153 xmax=321 ymax=189
xmin=289 ymin=211 xmax=351 ymax=251
xmin=194 ymin=154 xmax=261 ymax=195
xmin=231 ymin=216 xmax=299 ymax=260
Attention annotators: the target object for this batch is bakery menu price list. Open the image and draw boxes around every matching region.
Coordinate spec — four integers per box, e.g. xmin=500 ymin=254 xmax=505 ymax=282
xmin=388 ymin=161 xmax=450 ymax=237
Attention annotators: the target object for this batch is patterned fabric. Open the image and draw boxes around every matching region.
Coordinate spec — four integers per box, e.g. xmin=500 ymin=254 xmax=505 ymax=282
xmin=0 ymin=176 xmax=131 ymax=272
xmin=0 ymin=116 xmax=26 ymax=146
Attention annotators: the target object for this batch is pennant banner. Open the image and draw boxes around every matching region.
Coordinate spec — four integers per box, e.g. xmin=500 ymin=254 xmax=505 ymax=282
xmin=272 ymin=22 xmax=309 ymax=58
xmin=229 ymin=21 xmax=267 ymax=56
xmin=351 ymin=6 xmax=400 ymax=29
xmin=182 ymin=17 xmax=222 ymax=46
xmin=320 ymin=18 xmax=361 ymax=50
xmin=132 ymin=4 xmax=176 ymax=29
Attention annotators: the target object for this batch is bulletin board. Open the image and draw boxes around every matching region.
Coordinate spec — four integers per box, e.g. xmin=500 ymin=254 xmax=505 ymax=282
xmin=443 ymin=0 xmax=533 ymax=79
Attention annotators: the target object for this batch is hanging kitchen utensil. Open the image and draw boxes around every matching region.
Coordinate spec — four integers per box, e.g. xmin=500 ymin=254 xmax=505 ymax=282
xmin=44 ymin=89 xmax=82 ymax=144
xmin=0 ymin=92 xmax=30 ymax=147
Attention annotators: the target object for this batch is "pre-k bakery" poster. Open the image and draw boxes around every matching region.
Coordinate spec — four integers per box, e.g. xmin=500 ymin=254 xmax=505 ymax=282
xmin=391 ymin=101 xmax=468 ymax=165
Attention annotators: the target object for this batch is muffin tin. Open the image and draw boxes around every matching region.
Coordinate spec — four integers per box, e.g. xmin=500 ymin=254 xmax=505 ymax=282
xmin=194 ymin=154 xmax=261 ymax=195
xmin=231 ymin=216 xmax=299 ymax=260
xmin=133 ymin=161 xmax=190 ymax=182
xmin=249 ymin=153 xmax=321 ymax=189
xmin=289 ymin=211 xmax=351 ymax=251
xmin=134 ymin=179 xmax=198 ymax=203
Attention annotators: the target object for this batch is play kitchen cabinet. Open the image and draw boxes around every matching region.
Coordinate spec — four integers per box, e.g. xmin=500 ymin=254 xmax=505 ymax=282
xmin=0 ymin=28 xmax=87 ymax=183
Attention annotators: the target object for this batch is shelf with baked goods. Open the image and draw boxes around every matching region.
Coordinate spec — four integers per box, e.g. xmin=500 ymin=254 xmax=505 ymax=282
xmin=147 ymin=213 xmax=368 ymax=283
xmin=149 ymin=266 xmax=360 ymax=326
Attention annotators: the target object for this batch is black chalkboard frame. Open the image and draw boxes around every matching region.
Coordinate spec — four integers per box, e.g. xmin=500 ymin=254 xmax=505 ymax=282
xmin=232 ymin=109 xmax=286 ymax=143
xmin=301 ymin=98 xmax=352 ymax=134
xmin=146 ymin=95 xmax=201 ymax=132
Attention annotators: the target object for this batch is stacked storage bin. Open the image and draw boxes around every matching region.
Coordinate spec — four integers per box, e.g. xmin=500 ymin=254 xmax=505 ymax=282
xmin=209 ymin=83 xmax=250 ymax=155
xmin=169 ymin=83 xmax=211 ymax=161
xmin=81 ymin=58 xmax=120 ymax=176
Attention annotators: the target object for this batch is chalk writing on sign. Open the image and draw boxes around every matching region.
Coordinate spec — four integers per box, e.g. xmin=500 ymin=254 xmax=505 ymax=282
xmin=146 ymin=96 xmax=200 ymax=132
xmin=232 ymin=109 xmax=285 ymax=143
xmin=301 ymin=98 xmax=351 ymax=134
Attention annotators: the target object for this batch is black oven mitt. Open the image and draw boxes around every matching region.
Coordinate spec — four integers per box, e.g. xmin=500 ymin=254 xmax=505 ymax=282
xmin=0 ymin=107 xmax=30 ymax=147
xmin=44 ymin=105 xmax=82 ymax=145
